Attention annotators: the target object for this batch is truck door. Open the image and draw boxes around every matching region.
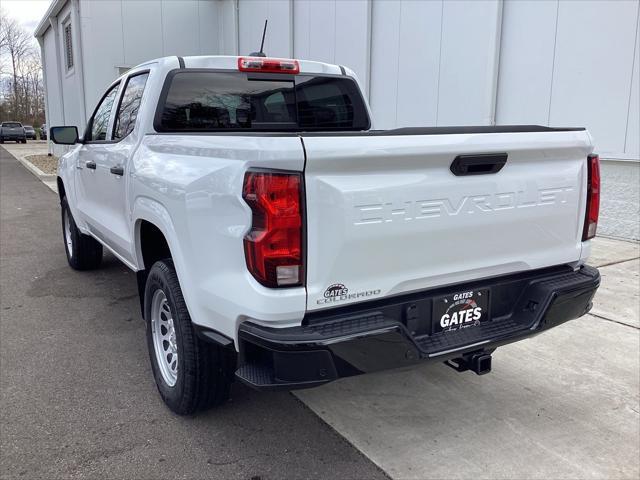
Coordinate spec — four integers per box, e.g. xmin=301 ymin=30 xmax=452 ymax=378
xmin=75 ymin=82 xmax=121 ymax=241
xmin=98 ymin=71 xmax=150 ymax=264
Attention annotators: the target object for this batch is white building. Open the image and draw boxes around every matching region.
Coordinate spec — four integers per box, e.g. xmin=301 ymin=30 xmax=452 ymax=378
xmin=35 ymin=0 xmax=639 ymax=239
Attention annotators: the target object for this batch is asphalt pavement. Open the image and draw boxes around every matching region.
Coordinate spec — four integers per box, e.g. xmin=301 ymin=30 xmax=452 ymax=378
xmin=0 ymin=146 xmax=388 ymax=480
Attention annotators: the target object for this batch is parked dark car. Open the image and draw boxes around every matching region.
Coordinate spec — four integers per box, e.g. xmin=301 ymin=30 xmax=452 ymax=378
xmin=0 ymin=122 xmax=27 ymax=143
xmin=23 ymin=125 xmax=36 ymax=140
xmin=40 ymin=123 xmax=47 ymax=140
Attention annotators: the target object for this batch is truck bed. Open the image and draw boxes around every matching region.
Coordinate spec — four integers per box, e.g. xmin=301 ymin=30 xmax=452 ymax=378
xmin=300 ymin=125 xmax=586 ymax=136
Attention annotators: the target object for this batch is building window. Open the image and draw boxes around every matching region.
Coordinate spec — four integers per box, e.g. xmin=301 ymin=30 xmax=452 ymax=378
xmin=63 ymin=21 xmax=73 ymax=71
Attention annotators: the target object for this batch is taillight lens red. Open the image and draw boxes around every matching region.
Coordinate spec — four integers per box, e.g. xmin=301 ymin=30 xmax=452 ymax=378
xmin=243 ymin=171 xmax=304 ymax=288
xmin=582 ymin=154 xmax=600 ymax=240
xmin=238 ymin=57 xmax=300 ymax=74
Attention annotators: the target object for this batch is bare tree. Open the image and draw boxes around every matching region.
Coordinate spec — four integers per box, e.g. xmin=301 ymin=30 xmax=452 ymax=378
xmin=1 ymin=13 xmax=33 ymax=118
xmin=0 ymin=9 xmax=45 ymax=126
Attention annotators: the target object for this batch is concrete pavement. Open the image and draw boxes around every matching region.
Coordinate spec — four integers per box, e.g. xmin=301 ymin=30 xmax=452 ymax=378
xmin=296 ymin=238 xmax=640 ymax=479
xmin=0 ymin=146 xmax=387 ymax=480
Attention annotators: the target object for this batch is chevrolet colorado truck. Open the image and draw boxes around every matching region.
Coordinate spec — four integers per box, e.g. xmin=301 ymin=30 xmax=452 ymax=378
xmin=51 ymin=55 xmax=601 ymax=415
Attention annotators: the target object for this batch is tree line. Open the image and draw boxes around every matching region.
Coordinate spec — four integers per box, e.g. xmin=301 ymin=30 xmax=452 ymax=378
xmin=0 ymin=9 xmax=46 ymax=128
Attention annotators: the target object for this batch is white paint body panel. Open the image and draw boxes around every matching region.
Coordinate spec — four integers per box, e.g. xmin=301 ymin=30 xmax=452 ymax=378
xmin=303 ymin=131 xmax=593 ymax=311
xmin=57 ymin=55 xmax=594 ymax=347
xmin=130 ymin=134 xmax=307 ymax=338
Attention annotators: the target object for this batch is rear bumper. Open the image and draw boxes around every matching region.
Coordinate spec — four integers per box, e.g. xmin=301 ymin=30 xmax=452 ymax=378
xmin=235 ymin=265 xmax=600 ymax=390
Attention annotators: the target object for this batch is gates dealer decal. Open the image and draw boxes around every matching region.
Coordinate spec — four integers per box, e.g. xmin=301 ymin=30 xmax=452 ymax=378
xmin=439 ymin=291 xmax=484 ymax=332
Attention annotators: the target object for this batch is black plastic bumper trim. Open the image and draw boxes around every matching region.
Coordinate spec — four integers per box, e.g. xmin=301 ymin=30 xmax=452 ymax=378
xmin=193 ymin=324 xmax=234 ymax=348
xmin=235 ymin=265 xmax=600 ymax=390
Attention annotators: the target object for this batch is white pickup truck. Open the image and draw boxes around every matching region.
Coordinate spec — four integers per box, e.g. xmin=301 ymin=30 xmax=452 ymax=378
xmin=51 ymin=55 xmax=601 ymax=415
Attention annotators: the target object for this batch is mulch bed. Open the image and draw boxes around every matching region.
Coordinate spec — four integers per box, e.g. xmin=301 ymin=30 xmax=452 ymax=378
xmin=25 ymin=154 xmax=58 ymax=175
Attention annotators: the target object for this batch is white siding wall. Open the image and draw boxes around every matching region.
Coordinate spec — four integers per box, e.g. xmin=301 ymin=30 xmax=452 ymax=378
xmin=367 ymin=0 xmax=503 ymax=128
xmin=496 ymin=0 xmax=558 ymax=125
xmin=437 ymin=0 xmax=502 ymax=126
xmin=42 ymin=28 xmax=63 ymax=129
xmin=239 ymin=0 xmax=291 ymax=58
xmin=497 ymin=0 xmax=640 ymax=159
xmin=549 ymin=0 xmax=638 ymax=157
xmin=294 ymin=0 xmax=371 ymax=95
xmin=626 ymin=15 xmax=640 ymax=158
xmin=39 ymin=0 xmax=640 ymax=238
xmin=80 ymin=0 xmax=221 ymax=112
xmin=56 ymin=3 xmax=84 ymax=129
xmin=80 ymin=0 xmax=125 ymax=118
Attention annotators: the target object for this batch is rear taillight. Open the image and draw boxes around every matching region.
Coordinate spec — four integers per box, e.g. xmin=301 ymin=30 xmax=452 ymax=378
xmin=582 ymin=154 xmax=600 ymax=241
xmin=243 ymin=171 xmax=304 ymax=288
xmin=238 ymin=56 xmax=300 ymax=74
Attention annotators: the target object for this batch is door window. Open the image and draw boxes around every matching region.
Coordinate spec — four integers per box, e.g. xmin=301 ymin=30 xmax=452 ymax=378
xmin=88 ymin=84 xmax=120 ymax=141
xmin=113 ymin=72 xmax=149 ymax=140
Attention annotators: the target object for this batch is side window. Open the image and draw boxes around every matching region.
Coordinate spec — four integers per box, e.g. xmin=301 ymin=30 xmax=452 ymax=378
xmin=113 ymin=72 xmax=149 ymax=140
xmin=88 ymin=84 xmax=120 ymax=141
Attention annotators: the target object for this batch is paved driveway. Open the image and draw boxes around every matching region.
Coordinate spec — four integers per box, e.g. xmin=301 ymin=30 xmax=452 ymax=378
xmin=0 ymin=146 xmax=386 ymax=479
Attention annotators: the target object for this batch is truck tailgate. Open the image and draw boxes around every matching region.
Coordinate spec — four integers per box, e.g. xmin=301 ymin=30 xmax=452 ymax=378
xmin=302 ymin=129 xmax=592 ymax=311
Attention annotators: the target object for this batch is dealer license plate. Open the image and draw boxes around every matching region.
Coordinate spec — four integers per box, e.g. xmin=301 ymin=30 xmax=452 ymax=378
xmin=432 ymin=288 xmax=490 ymax=334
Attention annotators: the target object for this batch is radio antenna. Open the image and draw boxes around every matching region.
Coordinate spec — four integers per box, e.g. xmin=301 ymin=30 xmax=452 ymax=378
xmin=250 ymin=20 xmax=268 ymax=57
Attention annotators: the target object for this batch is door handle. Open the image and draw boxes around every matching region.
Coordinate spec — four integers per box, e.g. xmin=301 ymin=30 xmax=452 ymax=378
xmin=110 ymin=165 xmax=124 ymax=176
xmin=450 ymin=153 xmax=508 ymax=176
xmin=86 ymin=161 xmax=96 ymax=170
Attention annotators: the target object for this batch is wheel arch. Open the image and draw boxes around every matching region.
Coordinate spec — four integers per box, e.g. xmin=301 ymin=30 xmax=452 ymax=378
xmin=57 ymin=177 xmax=66 ymax=202
xmin=132 ymin=197 xmax=187 ymax=319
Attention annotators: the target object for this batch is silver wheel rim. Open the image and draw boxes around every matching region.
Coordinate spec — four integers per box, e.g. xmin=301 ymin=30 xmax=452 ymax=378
xmin=63 ymin=209 xmax=73 ymax=258
xmin=151 ymin=289 xmax=178 ymax=387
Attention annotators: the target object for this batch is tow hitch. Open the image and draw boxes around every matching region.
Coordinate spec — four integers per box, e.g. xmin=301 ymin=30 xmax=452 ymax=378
xmin=444 ymin=352 xmax=492 ymax=375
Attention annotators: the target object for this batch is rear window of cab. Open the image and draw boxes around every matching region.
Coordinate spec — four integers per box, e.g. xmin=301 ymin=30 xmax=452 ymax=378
xmin=154 ymin=70 xmax=370 ymax=132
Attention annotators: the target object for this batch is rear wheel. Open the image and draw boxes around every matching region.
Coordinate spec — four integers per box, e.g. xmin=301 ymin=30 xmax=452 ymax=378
xmin=60 ymin=197 xmax=103 ymax=270
xmin=145 ymin=259 xmax=236 ymax=415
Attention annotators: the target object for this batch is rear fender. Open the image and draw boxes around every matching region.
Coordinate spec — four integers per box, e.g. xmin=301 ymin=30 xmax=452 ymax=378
xmin=132 ymin=197 xmax=194 ymax=318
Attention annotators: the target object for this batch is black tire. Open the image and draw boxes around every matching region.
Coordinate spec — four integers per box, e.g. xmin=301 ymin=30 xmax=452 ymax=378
xmin=144 ymin=259 xmax=236 ymax=415
xmin=60 ymin=196 xmax=103 ymax=270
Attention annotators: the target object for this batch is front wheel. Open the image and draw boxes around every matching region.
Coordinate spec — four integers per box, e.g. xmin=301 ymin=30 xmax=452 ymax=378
xmin=60 ymin=197 xmax=103 ymax=270
xmin=145 ymin=259 xmax=236 ymax=415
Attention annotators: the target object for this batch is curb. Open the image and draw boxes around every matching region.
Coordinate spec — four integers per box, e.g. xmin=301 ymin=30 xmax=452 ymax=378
xmin=15 ymin=155 xmax=58 ymax=194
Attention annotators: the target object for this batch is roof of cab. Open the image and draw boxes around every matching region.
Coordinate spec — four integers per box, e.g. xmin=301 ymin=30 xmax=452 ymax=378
xmin=129 ymin=55 xmax=343 ymax=77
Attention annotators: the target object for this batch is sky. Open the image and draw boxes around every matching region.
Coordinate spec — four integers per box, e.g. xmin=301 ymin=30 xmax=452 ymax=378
xmin=2 ymin=0 xmax=52 ymax=44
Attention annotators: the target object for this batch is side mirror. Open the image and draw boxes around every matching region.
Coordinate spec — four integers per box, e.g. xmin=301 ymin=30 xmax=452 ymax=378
xmin=50 ymin=126 xmax=80 ymax=145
